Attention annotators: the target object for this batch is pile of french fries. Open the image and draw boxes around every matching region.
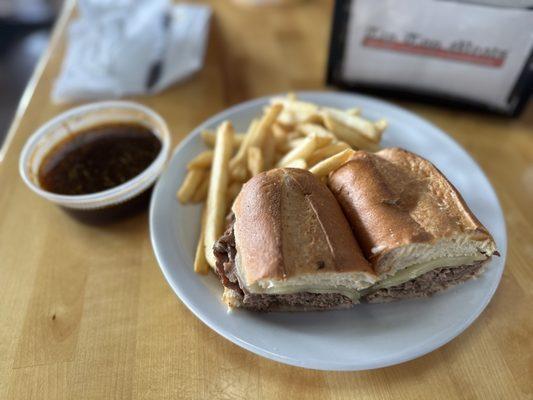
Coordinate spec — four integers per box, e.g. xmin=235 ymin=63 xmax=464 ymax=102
xmin=177 ymin=94 xmax=387 ymax=274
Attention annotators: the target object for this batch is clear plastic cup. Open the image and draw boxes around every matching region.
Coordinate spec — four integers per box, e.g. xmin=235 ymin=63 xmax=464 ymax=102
xmin=19 ymin=101 xmax=171 ymax=212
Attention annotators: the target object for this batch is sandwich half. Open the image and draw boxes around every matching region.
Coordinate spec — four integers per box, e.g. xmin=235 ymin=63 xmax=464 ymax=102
xmin=328 ymin=147 xmax=498 ymax=303
xmin=214 ymin=168 xmax=376 ymax=311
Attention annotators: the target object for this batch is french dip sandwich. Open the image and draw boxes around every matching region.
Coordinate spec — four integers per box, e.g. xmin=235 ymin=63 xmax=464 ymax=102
xmin=328 ymin=148 xmax=498 ymax=302
xmin=214 ymin=168 xmax=376 ymax=311
xmin=213 ymin=148 xmax=497 ymax=311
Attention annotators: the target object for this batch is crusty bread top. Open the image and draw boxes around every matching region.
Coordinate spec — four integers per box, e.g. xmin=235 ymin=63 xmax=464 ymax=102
xmin=232 ymin=168 xmax=373 ymax=287
xmin=328 ymin=148 xmax=495 ymax=271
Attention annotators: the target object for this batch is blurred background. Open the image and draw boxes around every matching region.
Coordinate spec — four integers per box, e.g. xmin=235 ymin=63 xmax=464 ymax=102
xmin=0 ymin=0 xmax=531 ymax=149
xmin=0 ymin=0 xmax=61 ymax=144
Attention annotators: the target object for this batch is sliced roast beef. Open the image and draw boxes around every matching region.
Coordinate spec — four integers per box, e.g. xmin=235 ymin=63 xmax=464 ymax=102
xmin=362 ymin=261 xmax=484 ymax=303
xmin=225 ymin=289 xmax=354 ymax=312
xmin=213 ymin=218 xmax=241 ymax=293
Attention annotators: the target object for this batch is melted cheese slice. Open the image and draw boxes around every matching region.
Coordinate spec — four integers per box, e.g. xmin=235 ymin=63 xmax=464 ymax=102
xmin=237 ymin=251 xmax=485 ymax=301
xmin=370 ymin=255 xmax=486 ymax=290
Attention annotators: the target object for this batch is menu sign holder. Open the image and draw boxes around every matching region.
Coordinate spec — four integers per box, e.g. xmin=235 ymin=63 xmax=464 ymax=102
xmin=327 ymin=0 xmax=533 ymax=116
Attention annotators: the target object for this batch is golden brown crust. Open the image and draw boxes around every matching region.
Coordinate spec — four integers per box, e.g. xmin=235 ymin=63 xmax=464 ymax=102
xmin=232 ymin=169 xmax=285 ymax=284
xmin=328 ymin=148 xmax=494 ymax=262
xmin=232 ymin=168 xmax=372 ymax=286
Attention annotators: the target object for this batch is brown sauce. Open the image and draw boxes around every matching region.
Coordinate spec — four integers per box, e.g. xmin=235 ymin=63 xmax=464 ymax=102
xmin=38 ymin=123 xmax=161 ymax=195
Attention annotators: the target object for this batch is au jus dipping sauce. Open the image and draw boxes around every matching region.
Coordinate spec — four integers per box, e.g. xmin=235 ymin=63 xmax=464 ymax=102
xmin=38 ymin=123 xmax=161 ymax=195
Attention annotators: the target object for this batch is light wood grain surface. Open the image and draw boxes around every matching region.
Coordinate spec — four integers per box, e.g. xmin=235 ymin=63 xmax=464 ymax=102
xmin=1 ymin=1 xmax=532 ymax=399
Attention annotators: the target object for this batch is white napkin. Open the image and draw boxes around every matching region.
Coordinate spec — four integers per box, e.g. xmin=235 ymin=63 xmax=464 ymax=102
xmin=52 ymin=0 xmax=211 ymax=103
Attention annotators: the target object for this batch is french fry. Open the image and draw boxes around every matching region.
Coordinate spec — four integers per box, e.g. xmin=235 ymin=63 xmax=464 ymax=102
xmin=272 ymin=123 xmax=290 ymax=152
xmin=276 ymin=143 xmax=292 ymax=154
xmin=321 ymin=108 xmax=383 ymax=144
xmin=194 ymin=208 xmax=209 ymax=274
xmin=187 ymin=150 xmax=213 ymax=170
xmin=346 ymin=107 xmax=361 ymax=116
xmin=202 ymin=130 xmax=244 ymax=148
xmin=370 ymin=120 xmax=387 ymax=143
xmin=286 ymin=130 xmax=304 ymax=141
xmin=190 ymin=173 xmax=210 ymax=203
xmin=247 ymin=146 xmax=264 ymax=176
xmin=288 ymin=137 xmax=307 ymax=149
xmin=297 ymin=123 xmax=335 ymax=139
xmin=235 ymin=133 xmax=245 ymax=145
xmin=228 ymin=119 xmax=258 ymax=181
xmin=263 ymin=128 xmax=276 ymax=170
xmin=307 ymin=142 xmax=351 ymax=166
xmin=250 ymin=104 xmax=283 ymax=146
xmin=205 ymin=121 xmax=234 ymax=268
xmin=315 ymin=135 xmax=333 ymax=148
xmin=309 ymin=149 xmax=355 ymax=177
xmin=227 ymin=181 xmax=243 ymax=205
xmin=231 ymin=164 xmax=249 ymax=182
xmin=285 ymin=158 xmax=307 ymax=169
xmin=230 ymin=104 xmax=281 ymax=172
xmin=322 ymin=112 xmax=380 ymax=151
xmin=374 ymin=119 xmax=388 ymax=134
xmin=277 ymin=135 xmax=318 ymax=167
xmin=229 ymin=116 xmax=260 ymax=169
xmin=273 ymin=150 xmax=285 ymax=166
xmin=270 ymin=96 xmax=319 ymax=125
xmin=201 ymin=130 xmax=217 ymax=147
xmin=177 ymin=169 xmax=205 ymax=203
xmin=251 ymin=104 xmax=283 ymax=147
xmin=272 ymin=123 xmax=287 ymax=142
xmin=287 ymin=92 xmax=297 ymax=101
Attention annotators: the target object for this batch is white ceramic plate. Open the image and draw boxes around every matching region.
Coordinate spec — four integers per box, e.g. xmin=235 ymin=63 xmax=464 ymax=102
xmin=149 ymin=91 xmax=506 ymax=371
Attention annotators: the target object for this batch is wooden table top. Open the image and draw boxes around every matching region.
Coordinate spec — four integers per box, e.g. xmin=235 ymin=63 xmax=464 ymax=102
xmin=1 ymin=1 xmax=531 ymax=399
